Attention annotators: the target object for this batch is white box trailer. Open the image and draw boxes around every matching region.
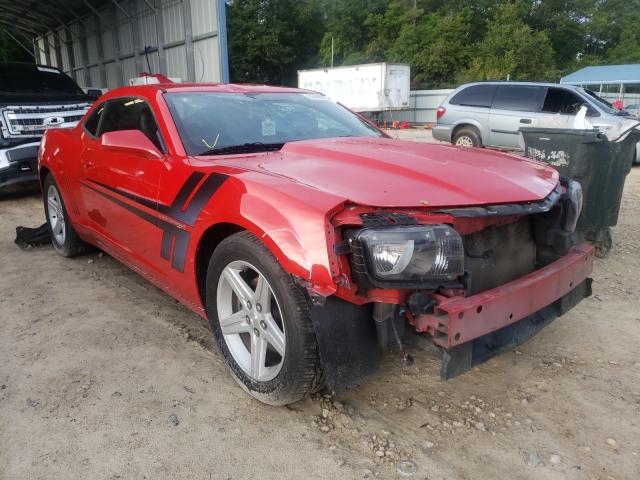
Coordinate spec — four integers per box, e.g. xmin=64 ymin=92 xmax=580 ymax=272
xmin=297 ymin=63 xmax=411 ymax=112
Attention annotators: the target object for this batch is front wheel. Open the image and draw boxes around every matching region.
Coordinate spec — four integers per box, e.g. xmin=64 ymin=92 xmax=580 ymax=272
xmin=205 ymin=231 xmax=322 ymax=405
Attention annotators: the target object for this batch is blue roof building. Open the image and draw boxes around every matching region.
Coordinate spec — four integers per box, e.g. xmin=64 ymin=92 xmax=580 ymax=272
xmin=560 ymin=64 xmax=640 ymax=85
xmin=560 ymin=64 xmax=640 ymax=103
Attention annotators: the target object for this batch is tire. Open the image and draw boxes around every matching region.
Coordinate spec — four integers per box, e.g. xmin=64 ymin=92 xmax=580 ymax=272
xmin=43 ymin=173 xmax=86 ymax=257
xmin=205 ymin=231 xmax=322 ymax=405
xmin=453 ymin=127 xmax=482 ymax=147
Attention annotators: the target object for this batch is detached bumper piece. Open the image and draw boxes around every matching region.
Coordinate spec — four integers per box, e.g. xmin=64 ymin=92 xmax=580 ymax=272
xmin=15 ymin=223 xmax=51 ymax=249
xmin=410 ymin=244 xmax=595 ymax=379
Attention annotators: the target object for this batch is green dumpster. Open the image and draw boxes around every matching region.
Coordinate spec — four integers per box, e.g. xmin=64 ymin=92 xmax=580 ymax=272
xmin=520 ymin=127 xmax=640 ymax=257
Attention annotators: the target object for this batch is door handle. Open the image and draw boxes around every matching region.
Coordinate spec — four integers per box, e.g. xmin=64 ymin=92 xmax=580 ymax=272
xmin=519 ymin=118 xmax=532 ymax=124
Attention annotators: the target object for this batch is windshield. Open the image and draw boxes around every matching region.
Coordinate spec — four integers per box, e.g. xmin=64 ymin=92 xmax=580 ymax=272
xmin=0 ymin=64 xmax=83 ymax=94
xmin=582 ymin=89 xmax=628 ymax=115
xmin=164 ymin=92 xmax=383 ymax=156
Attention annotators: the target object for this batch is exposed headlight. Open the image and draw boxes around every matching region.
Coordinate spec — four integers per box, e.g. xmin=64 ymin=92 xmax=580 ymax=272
xmin=564 ymin=180 xmax=583 ymax=232
xmin=357 ymin=225 xmax=464 ymax=283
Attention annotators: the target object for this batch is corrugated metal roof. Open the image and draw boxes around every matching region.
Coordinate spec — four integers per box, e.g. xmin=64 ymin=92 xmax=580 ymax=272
xmin=560 ymin=64 xmax=640 ymax=85
xmin=0 ymin=0 xmax=107 ymax=37
xmin=1 ymin=0 xmax=229 ymax=87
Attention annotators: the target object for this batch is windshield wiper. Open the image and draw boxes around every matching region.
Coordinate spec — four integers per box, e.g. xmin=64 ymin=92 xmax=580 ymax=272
xmin=198 ymin=142 xmax=284 ymax=156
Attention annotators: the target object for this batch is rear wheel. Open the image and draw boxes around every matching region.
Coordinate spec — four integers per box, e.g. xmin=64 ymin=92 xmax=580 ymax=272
xmin=206 ymin=231 xmax=322 ymax=405
xmin=43 ymin=174 xmax=86 ymax=257
xmin=453 ymin=127 xmax=481 ymax=147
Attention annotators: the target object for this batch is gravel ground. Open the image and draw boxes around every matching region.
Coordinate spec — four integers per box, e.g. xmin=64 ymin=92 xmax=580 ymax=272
xmin=1 ymin=136 xmax=639 ymax=479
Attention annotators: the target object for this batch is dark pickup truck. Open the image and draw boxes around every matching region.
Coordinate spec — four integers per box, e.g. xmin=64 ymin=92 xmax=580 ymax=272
xmin=0 ymin=63 xmax=95 ymax=191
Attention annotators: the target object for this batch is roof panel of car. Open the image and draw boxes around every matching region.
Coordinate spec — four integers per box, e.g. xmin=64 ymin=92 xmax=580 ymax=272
xmin=100 ymin=83 xmax=318 ymax=100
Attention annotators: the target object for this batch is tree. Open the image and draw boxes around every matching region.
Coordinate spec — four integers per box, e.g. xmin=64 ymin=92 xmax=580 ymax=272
xmin=459 ymin=2 xmax=555 ymax=82
xmin=607 ymin=28 xmax=640 ymax=64
xmin=225 ymin=0 xmax=639 ymax=88
xmin=227 ymin=0 xmax=324 ymax=85
xmin=530 ymin=0 xmax=589 ymax=68
xmin=318 ymin=0 xmax=387 ymax=66
xmin=411 ymin=9 xmax=474 ymax=88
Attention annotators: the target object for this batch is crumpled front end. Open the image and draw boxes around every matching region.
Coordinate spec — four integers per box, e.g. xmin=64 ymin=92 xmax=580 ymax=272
xmin=313 ymin=179 xmax=592 ymax=392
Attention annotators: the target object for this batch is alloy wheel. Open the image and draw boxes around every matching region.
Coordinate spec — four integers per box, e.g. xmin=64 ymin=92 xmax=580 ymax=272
xmin=216 ymin=260 xmax=286 ymax=382
xmin=455 ymin=135 xmax=474 ymax=147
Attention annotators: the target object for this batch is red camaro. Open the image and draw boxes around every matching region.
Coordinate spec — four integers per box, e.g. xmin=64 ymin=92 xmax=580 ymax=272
xmin=39 ymin=84 xmax=594 ymax=405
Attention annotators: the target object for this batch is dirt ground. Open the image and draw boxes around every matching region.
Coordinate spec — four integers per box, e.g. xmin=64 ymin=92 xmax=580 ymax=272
xmin=1 ymin=136 xmax=639 ymax=479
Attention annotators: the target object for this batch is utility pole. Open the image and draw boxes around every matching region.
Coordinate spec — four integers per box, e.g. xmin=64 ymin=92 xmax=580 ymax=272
xmin=331 ymin=36 xmax=334 ymax=68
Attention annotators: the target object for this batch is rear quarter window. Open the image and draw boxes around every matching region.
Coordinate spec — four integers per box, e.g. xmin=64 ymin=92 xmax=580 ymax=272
xmin=449 ymin=84 xmax=497 ymax=108
xmin=492 ymin=85 xmax=545 ymax=112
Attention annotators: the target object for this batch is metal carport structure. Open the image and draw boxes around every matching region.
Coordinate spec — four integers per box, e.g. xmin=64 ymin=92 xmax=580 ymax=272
xmin=0 ymin=0 xmax=229 ymax=89
xmin=560 ymin=64 xmax=640 ymax=103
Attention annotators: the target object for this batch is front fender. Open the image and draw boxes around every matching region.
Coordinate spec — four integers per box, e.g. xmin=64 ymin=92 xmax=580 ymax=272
xmin=193 ymin=175 xmax=344 ymax=297
xmin=192 ymin=178 xmax=383 ymax=392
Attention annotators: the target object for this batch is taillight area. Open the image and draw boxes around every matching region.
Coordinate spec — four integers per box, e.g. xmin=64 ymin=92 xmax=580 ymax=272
xmin=436 ymin=106 xmax=446 ymax=121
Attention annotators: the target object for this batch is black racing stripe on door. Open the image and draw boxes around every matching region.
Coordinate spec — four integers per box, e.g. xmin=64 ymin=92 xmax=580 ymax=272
xmin=82 ymin=180 xmax=169 ymax=229
xmin=87 ymin=179 xmax=157 ymax=210
xmin=87 ymin=172 xmax=229 ymax=228
xmin=81 ymin=172 xmax=229 ymax=272
xmin=82 ymin=180 xmax=191 ymax=272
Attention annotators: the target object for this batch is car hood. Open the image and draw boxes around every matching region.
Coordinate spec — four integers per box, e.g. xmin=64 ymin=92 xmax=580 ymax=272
xmin=206 ymin=137 xmax=559 ymax=209
xmin=0 ymin=92 xmax=94 ymax=104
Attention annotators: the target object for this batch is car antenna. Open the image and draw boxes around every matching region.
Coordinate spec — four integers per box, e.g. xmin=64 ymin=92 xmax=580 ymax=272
xmin=144 ymin=46 xmax=152 ymax=73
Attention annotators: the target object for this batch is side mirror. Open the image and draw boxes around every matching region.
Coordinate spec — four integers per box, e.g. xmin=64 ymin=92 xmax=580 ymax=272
xmin=100 ymin=129 xmax=162 ymax=159
xmin=86 ymin=88 xmax=103 ymax=99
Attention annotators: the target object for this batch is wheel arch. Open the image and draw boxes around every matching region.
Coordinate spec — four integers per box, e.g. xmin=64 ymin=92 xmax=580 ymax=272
xmin=193 ymin=215 xmax=334 ymax=310
xmin=452 ymin=122 xmax=483 ymax=145
xmin=194 ymin=222 xmax=246 ymax=309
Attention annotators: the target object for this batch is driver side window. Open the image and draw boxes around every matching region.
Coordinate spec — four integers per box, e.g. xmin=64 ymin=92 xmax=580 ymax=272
xmin=98 ymin=98 xmax=165 ymax=151
xmin=542 ymin=88 xmax=598 ymax=116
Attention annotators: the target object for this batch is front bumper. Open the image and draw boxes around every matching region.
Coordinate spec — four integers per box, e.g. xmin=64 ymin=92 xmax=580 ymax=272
xmin=412 ymin=243 xmax=595 ymax=348
xmin=0 ymin=141 xmax=40 ymax=190
xmin=410 ymin=243 xmax=594 ymax=379
xmin=309 ymin=244 xmax=594 ymax=392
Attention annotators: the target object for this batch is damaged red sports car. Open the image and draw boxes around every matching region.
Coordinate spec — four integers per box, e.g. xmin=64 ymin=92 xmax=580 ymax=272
xmin=38 ymin=84 xmax=593 ymax=405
